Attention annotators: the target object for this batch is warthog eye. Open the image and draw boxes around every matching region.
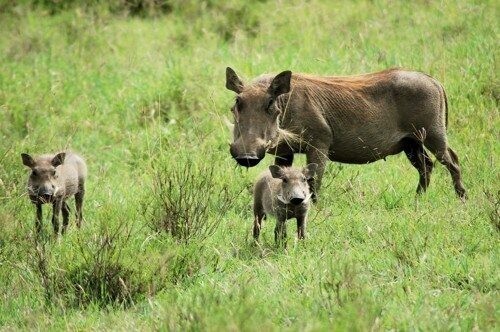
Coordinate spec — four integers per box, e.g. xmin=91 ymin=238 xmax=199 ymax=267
xmin=31 ymin=170 xmax=38 ymax=177
xmin=266 ymin=98 xmax=274 ymax=111
xmin=282 ymin=178 xmax=288 ymax=183
xmin=235 ymin=97 xmax=243 ymax=110
xmin=51 ymin=170 xmax=56 ymax=176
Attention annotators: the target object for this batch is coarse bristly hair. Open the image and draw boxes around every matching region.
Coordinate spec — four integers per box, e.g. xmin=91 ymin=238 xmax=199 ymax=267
xmin=267 ymin=118 xmax=301 ymax=150
xmin=224 ymin=111 xmax=300 ymax=151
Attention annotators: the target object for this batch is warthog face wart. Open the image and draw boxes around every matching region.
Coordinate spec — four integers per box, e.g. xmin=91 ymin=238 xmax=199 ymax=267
xmin=22 ymin=152 xmax=65 ymax=203
xmin=226 ymin=67 xmax=292 ymax=167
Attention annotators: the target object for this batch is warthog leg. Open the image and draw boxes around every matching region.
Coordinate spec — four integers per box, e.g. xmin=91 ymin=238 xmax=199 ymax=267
xmin=274 ymin=219 xmax=287 ymax=246
xmin=52 ymin=200 xmax=62 ymax=235
xmin=296 ymin=215 xmax=307 ymax=240
xmin=61 ymin=202 xmax=70 ymax=234
xmin=402 ymin=138 xmax=434 ymax=194
xmin=75 ymin=187 xmax=84 ymax=228
xmin=253 ymin=213 xmax=265 ymax=240
xmin=306 ymin=145 xmax=329 ymax=203
xmin=443 ymin=147 xmax=467 ymax=199
xmin=35 ymin=203 xmax=43 ymax=235
xmin=275 ymin=153 xmax=294 ymax=167
xmin=424 ymin=133 xmax=467 ymax=199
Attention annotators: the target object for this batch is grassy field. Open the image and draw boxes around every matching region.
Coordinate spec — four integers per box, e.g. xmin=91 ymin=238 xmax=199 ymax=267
xmin=0 ymin=0 xmax=498 ymax=330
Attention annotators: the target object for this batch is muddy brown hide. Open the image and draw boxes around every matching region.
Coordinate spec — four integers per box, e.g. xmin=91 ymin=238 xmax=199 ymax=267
xmin=226 ymin=67 xmax=466 ymax=200
xmin=253 ymin=163 xmax=317 ymax=244
xmin=21 ymin=151 xmax=87 ymax=235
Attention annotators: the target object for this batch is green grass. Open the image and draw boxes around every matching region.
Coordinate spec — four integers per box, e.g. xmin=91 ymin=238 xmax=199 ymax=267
xmin=0 ymin=0 xmax=498 ymax=330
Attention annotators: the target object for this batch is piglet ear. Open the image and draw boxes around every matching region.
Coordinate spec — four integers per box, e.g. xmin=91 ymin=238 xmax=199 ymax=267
xmin=21 ymin=153 xmax=35 ymax=168
xmin=303 ymin=163 xmax=318 ymax=180
xmin=51 ymin=152 xmax=66 ymax=167
xmin=269 ymin=165 xmax=284 ymax=179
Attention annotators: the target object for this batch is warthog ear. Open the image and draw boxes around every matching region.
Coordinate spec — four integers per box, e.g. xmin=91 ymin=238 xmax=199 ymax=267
xmin=226 ymin=67 xmax=244 ymax=93
xmin=269 ymin=165 xmax=284 ymax=179
xmin=303 ymin=163 xmax=318 ymax=180
xmin=268 ymin=70 xmax=292 ymax=98
xmin=51 ymin=152 xmax=66 ymax=167
xmin=21 ymin=153 xmax=35 ymax=168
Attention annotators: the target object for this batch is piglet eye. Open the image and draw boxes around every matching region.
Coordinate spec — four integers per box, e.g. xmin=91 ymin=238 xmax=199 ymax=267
xmin=31 ymin=170 xmax=38 ymax=177
xmin=282 ymin=178 xmax=288 ymax=183
xmin=51 ymin=170 xmax=56 ymax=176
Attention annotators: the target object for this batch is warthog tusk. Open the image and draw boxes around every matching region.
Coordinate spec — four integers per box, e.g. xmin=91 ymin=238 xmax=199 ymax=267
xmin=303 ymin=193 xmax=313 ymax=204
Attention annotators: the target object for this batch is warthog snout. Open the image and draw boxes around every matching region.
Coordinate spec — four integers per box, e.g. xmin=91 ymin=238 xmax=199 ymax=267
xmin=36 ymin=184 xmax=55 ymax=195
xmin=290 ymin=197 xmax=305 ymax=206
xmin=38 ymin=186 xmax=55 ymax=202
xmin=235 ymin=154 xmax=261 ymax=167
xmin=229 ymin=142 xmax=266 ymax=167
xmin=28 ymin=178 xmax=57 ymax=203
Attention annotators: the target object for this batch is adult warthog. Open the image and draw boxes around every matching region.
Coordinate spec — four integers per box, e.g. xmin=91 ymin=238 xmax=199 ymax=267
xmin=226 ymin=67 xmax=466 ymax=200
